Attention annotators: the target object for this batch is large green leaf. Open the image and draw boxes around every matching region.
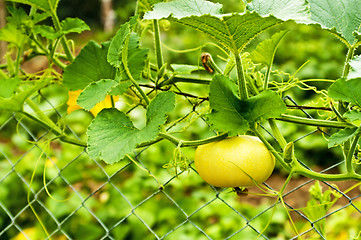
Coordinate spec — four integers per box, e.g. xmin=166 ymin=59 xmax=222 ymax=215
xmin=207 ymin=75 xmax=286 ymax=135
xmin=249 ymin=30 xmax=288 ymax=66
xmin=144 ymin=0 xmax=285 ymax=53
xmin=308 ymin=0 xmax=361 ymax=45
xmin=348 ymin=55 xmax=361 ymax=79
xmin=207 ymin=75 xmax=248 ymax=136
xmin=144 ymin=0 xmax=222 ymax=19
xmin=246 ymin=0 xmax=310 ymax=22
xmin=87 ymin=91 xmax=175 ymax=164
xmin=63 ymin=41 xmax=116 ymax=90
xmin=6 ymin=0 xmax=59 ymax=13
xmin=328 ymin=78 xmax=361 ymax=107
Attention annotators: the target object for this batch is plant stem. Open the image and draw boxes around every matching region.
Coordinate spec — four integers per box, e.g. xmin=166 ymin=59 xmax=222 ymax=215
xmin=153 ymin=19 xmax=164 ymax=70
xmin=51 ymin=13 xmax=74 ymax=62
xmin=14 ymin=45 xmax=23 ymax=76
xmin=345 ymin=127 xmax=361 ymax=173
xmin=263 ymin=64 xmax=272 ymax=90
xmin=252 ymin=126 xmax=291 ymax=172
xmin=276 ymin=114 xmax=355 ymax=129
xmin=268 ymin=118 xmax=287 ymax=149
xmin=20 ymin=111 xmax=87 ymax=147
xmin=26 ymin=98 xmax=62 ymax=134
xmin=160 ymin=75 xmax=212 ymax=86
xmin=123 ymin=35 xmax=150 ymax=105
xmin=159 ymin=132 xmax=228 ymax=147
xmin=342 ymin=46 xmax=355 ymax=78
xmin=234 ymin=52 xmax=248 ymax=100
xmin=292 ymin=160 xmax=361 ymax=181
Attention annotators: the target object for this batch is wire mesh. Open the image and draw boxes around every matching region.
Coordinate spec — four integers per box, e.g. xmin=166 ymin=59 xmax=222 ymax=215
xmin=1 ymin=88 xmax=361 ymax=240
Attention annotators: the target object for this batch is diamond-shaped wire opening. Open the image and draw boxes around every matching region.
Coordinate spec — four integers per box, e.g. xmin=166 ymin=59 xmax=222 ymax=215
xmin=131 ymin=190 xmax=190 ymax=238
xmin=187 ymin=196 xmax=250 ymax=239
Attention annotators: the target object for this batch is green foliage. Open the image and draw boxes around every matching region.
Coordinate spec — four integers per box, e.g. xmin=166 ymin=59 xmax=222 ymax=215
xmin=328 ymin=78 xmax=361 ymax=107
xmin=77 ymin=79 xmax=118 ymax=110
xmin=63 ymin=41 xmax=116 ymax=90
xmin=87 ymin=92 xmax=175 ymax=163
xmin=6 ymin=0 xmax=60 ymax=13
xmin=145 ymin=2 xmax=283 ymax=53
xmin=246 ymin=0 xmax=310 ymax=22
xmin=208 ymin=74 xmax=286 ymax=135
xmin=249 ymin=30 xmax=288 ymax=67
xmin=303 ymin=181 xmax=341 ymax=237
xmin=349 ymin=55 xmax=361 ymax=79
xmin=308 ymin=0 xmax=361 ymax=46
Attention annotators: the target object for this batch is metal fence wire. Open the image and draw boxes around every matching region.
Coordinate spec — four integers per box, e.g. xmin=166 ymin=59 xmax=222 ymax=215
xmin=1 ymin=89 xmax=361 ymax=240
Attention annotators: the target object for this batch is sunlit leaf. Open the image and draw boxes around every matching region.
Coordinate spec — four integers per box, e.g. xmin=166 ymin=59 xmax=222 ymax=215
xmin=348 ymin=55 xmax=361 ymax=79
xmin=249 ymin=30 xmax=288 ymax=67
xmin=308 ymin=0 xmax=361 ymax=45
xmin=328 ymin=78 xmax=361 ymax=107
xmin=328 ymin=127 xmax=358 ymax=148
xmin=77 ymin=79 xmax=118 ymax=111
xmin=246 ymin=0 xmax=310 ymax=22
xmin=144 ymin=0 xmax=288 ymax=53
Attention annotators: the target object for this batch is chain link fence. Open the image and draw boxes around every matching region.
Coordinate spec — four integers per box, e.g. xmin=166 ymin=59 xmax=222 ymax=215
xmin=1 ymin=85 xmax=361 ymax=240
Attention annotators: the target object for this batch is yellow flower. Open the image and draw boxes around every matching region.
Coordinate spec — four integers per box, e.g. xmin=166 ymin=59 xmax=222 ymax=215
xmin=67 ymin=90 xmax=119 ymax=116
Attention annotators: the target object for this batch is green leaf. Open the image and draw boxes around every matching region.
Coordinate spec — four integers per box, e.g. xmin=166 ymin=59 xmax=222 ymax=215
xmin=348 ymin=55 xmax=361 ymax=79
xmin=6 ymin=0 xmax=59 ymax=13
xmin=328 ymin=127 xmax=358 ymax=148
xmin=34 ymin=25 xmax=61 ymax=40
xmin=207 ymin=75 xmax=286 ymax=135
xmin=118 ymin=33 xmax=149 ymax=80
xmin=0 ymin=7 xmax=28 ymax=46
xmin=60 ymin=18 xmax=90 ymax=35
xmin=0 ymin=22 xmax=27 ymax=46
xmin=144 ymin=0 xmax=222 ymax=19
xmin=0 ymin=77 xmax=21 ymax=98
xmin=240 ymin=90 xmax=287 ymax=124
xmin=246 ymin=0 xmax=310 ymax=22
xmin=138 ymin=0 xmax=165 ymax=15
xmin=144 ymin=0 xmax=285 ymax=53
xmin=343 ymin=110 xmax=361 ymax=123
xmin=63 ymin=41 xmax=116 ymax=90
xmin=107 ymin=23 xmax=131 ymax=68
xmin=77 ymin=79 xmax=118 ymax=111
xmin=207 ymin=75 xmax=249 ymax=136
xmin=87 ymin=91 xmax=175 ymax=163
xmin=328 ymin=78 xmax=361 ymax=107
xmin=308 ymin=0 xmax=361 ymax=45
xmin=249 ymin=30 xmax=288 ymax=66
xmin=109 ymin=81 xmax=132 ymax=95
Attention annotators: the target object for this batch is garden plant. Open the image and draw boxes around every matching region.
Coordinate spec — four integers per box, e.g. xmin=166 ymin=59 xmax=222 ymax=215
xmin=1 ymin=0 xmax=361 ymax=239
